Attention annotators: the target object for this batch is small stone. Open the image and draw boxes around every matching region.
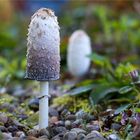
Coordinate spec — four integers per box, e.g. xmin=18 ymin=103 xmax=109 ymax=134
xmin=50 ymin=116 xmax=58 ymax=124
xmin=88 ymin=115 xmax=96 ymax=121
xmin=8 ymin=125 xmax=18 ymax=133
xmin=15 ymin=131 xmax=25 ymax=138
xmin=39 ymin=128 xmax=50 ymax=137
xmin=65 ymin=115 xmax=76 ymax=121
xmin=76 ymin=110 xmax=88 ymax=120
xmin=111 ymin=123 xmax=121 ymax=131
xmin=39 ymin=135 xmax=49 ymax=140
xmin=13 ymin=85 xmax=25 ymax=97
xmin=61 ymin=109 xmax=70 ymax=118
xmin=26 ymin=136 xmax=38 ymax=140
xmin=55 ymin=121 xmax=65 ymax=126
xmin=72 ymin=119 xmax=82 ymax=128
xmin=65 ymin=120 xmax=72 ymax=129
xmin=0 ymin=126 xmax=7 ymax=132
xmin=52 ymin=134 xmax=61 ymax=140
xmin=77 ymin=133 xmax=86 ymax=140
xmin=107 ymin=134 xmax=120 ymax=140
xmin=33 ymin=125 xmax=39 ymax=130
xmin=49 ymin=107 xmax=59 ymax=117
xmin=86 ymin=124 xmax=100 ymax=132
xmin=86 ymin=131 xmax=105 ymax=140
xmin=63 ymin=131 xmax=77 ymax=140
xmin=2 ymin=132 xmax=13 ymax=140
xmin=13 ymin=137 xmax=20 ymax=140
xmin=57 ymin=105 xmax=65 ymax=113
xmin=27 ymin=129 xmax=39 ymax=137
xmin=71 ymin=128 xmax=86 ymax=135
xmin=28 ymin=98 xmax=39 ymax=112
xmin=53 ymin=126 xmax=67 ymax=135
xmin=0 ymin=113 xmax=8 ymax=124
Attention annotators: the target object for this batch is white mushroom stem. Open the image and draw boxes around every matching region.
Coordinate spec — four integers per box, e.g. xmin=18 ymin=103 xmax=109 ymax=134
xmin=39 ymin=82 xmax=49 ymax=129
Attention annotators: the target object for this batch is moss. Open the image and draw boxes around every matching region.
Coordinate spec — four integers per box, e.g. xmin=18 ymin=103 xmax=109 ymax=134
xmin=0 ymin=94 xmax=16 ymax=105
xmin=53 ymin=95 xmax=91 ymax=113
xmin=22 ymin=112 xmax=38 ymax=128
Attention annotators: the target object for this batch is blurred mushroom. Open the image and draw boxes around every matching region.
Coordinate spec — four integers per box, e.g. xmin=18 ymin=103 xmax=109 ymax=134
xmin=25 ymin=8 xmax=60 ymax=129
xmin=67 ymin=30 xmax=92 ymax=77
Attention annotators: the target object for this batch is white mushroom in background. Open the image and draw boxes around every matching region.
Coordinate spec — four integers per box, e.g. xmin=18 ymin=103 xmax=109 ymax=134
xmin=67 ymin=30 xmax=92 ymax=77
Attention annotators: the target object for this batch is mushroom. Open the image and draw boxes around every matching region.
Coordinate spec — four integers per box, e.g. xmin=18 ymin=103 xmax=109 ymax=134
xmin=25 ymin=8 xmax=60 ymax=129
xmin=67 ymin=30 xmax=92 ymax=77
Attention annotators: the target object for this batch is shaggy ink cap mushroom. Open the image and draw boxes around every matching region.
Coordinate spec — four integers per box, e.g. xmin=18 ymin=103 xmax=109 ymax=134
xmin=25 ymin=8 xmax=60 ymax=81
xmin=67 ymin=30 xmax=92 ymax=77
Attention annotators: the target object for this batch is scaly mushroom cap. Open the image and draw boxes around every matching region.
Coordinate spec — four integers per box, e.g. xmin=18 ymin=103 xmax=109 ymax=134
xmin=67 ymin=30 xmax=91 ymax=77
xmin=25 ymin=8 xmax=60 ymax=81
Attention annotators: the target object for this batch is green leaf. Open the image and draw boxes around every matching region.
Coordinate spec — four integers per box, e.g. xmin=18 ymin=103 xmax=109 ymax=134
xmin=115 ymin=104 xmax=130 ymax=114
xmin=119 ymin=86 xmax=133 ymax=94
xmin=115 ymin=63 xmax=136 ymax=80
xmin=88 ymin=53 xmax=109 ymax=67
xmin=134 ymin=108 xmax=140 ymax=113
xmin=68 ymin=84 xmax=95 ymax=96
xmin=90 ymin=84 xmax=118 ymax=104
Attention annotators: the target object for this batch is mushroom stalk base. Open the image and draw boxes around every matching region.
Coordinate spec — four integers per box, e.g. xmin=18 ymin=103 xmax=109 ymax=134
xmin=39 ymin=81 xmax=49 ymax=129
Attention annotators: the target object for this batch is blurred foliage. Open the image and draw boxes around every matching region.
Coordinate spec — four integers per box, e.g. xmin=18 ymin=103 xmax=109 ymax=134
xmin=0 ymin=1 xmax=140 ymax=109
xmin=56 ymin=2 xmax=140 ymax=111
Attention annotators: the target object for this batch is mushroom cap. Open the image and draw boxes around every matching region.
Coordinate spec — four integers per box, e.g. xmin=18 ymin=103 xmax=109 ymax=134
xmin=67 ymin=30 xmax=92 ymax=77
xmin=25 ymin=8 xmax=60 ymax=81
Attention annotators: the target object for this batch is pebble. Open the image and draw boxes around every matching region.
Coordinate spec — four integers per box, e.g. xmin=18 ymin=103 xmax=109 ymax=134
xmin=13 ymin=85 xmax=25 ymax=97
xmin=65 ymin=120 xmax=72 ymax=129
xmin=107 ymin=134 xmax=120 ymax=140
xmin=2 ymin=132 xmax=13 ymax=140
xmin=49 ymin=107 xmax=59 ymax=117
xmin=63 ymin=131 xmax=77 ymax=140
xmin=26 ymin=136 xmax=39 ymax=140
xmin=0 ymin=113 xmax=8 ymax=124
xmin=0 ymin=125 xmax=7 ymax=132
xmin=39 ymin=135 xmax=49 ymax=140
xmin=61 ymin=109 xmax=70 ymax=118
xmin=15 ymin=131 xmax=25 ymax=138
xmin=27 ymin=129 xmax=39 ymax=137
xmin=50 ymin=116 xmax=58 ymax=124
xmin=111 ymin=123 xmax=121 ymax=131
xmin=77 ymin=133 xmax=86 ymax=140
xmin=57 ymin=105 xmax=65 ymax=113
xmin=39 ymin=128 xmax=50 ymax=137
xmin=16 ymin=131 xmax=25 ymax=138
xmin=76 ymin=110 xmax=86 ymax=119
xmin=13 ymin=137 xmax=20 ymax=140
xmin=72 ymin=119 xmax=82 ymax=128
xmin=86 ymin=124 xmax=100 ymax=132
xmin=71 ymin=128 xmax=86 ymax=135
xmin=8 ymin=125 xmax=18 ymax=133
xmin=66 ymin=114 xmax=76 ymax=121
xmin=86 ymin=130 xmax=105 ymax=140
xmin=53 ymin=126 xmax=67 ymax=135
xmin=33 ymin=125 xmax=39 ymax=130
xmin=55 ymin=121 xmax=65 ymax=126
xmin=51 ymin=134 xmax=61 ymax=140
